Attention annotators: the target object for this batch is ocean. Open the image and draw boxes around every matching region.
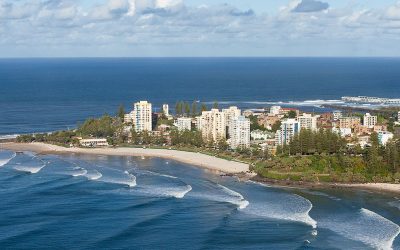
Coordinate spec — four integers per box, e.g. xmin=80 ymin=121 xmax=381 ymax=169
xmin=1 ymin=57 xmax=400 ymax=136
xmin=0 ymin=58 xmax=400 ymax=249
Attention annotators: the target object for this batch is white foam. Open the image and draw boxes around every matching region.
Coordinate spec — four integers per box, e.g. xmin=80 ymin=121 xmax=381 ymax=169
xmin=243 ymin=192 xmax=317 ymax=228
xmin=191 ymin=184 xmax=249 ymax=210
xmin=217 ymin=184 xmax=249 ymax=210
xmin=98 ymin=170 xmax=137 ymax=188
xmin=84 ymin=169 xmax=103 ymax=180
xmin=135 ymin=184 xmax=192 ymax=199
xmin=140 ymin=170 xmax=178 ymax=179
xmin=388 ymin=200 xmax=400 ymax=211
xmin=13 ymin=164 xmax=46 ymax=174
xmin=71 ymin=167 xmax=88 ymax=177
xmin=0 ymin=152 xmax=16 ymax=167
xmin=320 ymin=208 xmax=400 ymax=250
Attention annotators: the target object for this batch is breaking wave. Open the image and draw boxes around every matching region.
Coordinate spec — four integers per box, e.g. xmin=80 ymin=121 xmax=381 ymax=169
xmin=191 ymin=183 xmax=249 ymax=210
xmin=244 ymin=181 xmax=317 ymax=228
xmin=13 ymin=164 xmax=46 ymax=174
xmin=0 ymin=151 xmax=16 ymax=167
xmin=13 ymin=156 xmax=46 ymax=174
xmin=136 ymin=184 xmax=192 ymax=199
xmin=84 ymin=169 xmax=103 ymax=180
xmin=244 ymin=193 xmax=316 ymax=228
xmin=98 ymin=170 xmax=137 ymax=188
xmin=320 ymin=208 xmax=400 ymax=250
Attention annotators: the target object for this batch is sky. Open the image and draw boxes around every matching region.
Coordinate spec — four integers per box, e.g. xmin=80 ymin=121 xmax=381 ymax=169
xmin=0 ymin=0 xmax=400 ymax=57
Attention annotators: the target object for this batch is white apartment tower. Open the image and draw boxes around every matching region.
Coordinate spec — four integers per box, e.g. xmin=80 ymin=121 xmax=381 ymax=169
xmin=197 ymin=109 xmax=226 ymax=142
xmin=363 ymin=113 xmax=378 ymax=128
xmin=163 ymin=104 xmax=169 ymax=116
xmin=133 ymin=101 xmax=152 ymax=132
xmin=222 ymin=106 xmax=241 ymax=129
xmin=276 ymin=119 xmax=300 ymax=145
xmin=228 ymin=116 xmax=250 ymax=149
xmin=175 ymin=117 xmax=192 ymax=131
xmin=297 ymin=113 xmax=318 ymax=131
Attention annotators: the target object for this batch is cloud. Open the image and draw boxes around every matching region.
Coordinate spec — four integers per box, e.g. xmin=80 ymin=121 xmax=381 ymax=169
xmin=292 ymin=0 xmax=329 ymax=13
xmin=0 ymin=0 xmax=400 ymax=56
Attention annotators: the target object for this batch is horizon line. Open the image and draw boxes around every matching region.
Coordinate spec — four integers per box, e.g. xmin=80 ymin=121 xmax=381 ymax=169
xmin=1 ymin=56 xmax=400 ymax=59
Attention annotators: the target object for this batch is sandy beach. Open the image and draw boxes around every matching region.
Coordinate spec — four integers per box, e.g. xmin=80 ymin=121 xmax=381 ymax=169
xmin=0 ymin=142 xmax=250 ymax=174
xmin=1 ymin=142 xmax=400 ymax=194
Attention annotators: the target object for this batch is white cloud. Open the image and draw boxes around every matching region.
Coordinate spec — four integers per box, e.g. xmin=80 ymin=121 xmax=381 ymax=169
xmin=0 ymin=0 xmax=400 ymax=56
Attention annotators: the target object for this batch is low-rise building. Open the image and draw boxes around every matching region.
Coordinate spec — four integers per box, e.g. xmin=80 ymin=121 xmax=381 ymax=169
xmin=363 ymin=113 xmax=377 ymax=128
xmin=332 ymin=127 xmax=352 ymax=137
xmin=251 ymin=130 xmax=273 ymax=141
xmin=175 ymin=117 xmax=192 ymax=131
xmin=243 ymin=110 xmax=254 ymax=117
xmin=269 ymin=106 xmax=281 ymax=115
xmin=297 ymin=113 xmax=318 ymax=131
xmin=258 ymin=114 xmax=281 ymax=130
xmin=373 ymin=125 xmax=387 ymax=133
xmin=378 ymin=131 xmax=394 ymax=146
xmin=339 ymin=116 xmax=361 ymax=129
xmin=333 ymin=110 xmax=343 ymax=120
xmin=80 ymin=138 xmax=109 ymax=147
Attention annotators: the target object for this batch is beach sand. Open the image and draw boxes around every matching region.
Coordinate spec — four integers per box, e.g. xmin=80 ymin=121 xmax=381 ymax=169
xmin=0 ymin=142 xmax=250 ymax=174
xmin=1 ymin=142 xmax=399 ymax=194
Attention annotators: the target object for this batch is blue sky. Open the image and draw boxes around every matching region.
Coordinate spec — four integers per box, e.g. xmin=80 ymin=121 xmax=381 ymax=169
xmin=1 ymin=0 xmax=400 ymax=57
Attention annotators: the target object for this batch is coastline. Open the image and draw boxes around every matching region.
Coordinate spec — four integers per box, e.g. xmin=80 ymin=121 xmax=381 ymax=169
xmin=1 ymin=142 xmax=399 ymax=194
xmin=0 ymin=142 xmax=250 ymax=174
xmin=251 ymin=175 xmax=400 ymax=195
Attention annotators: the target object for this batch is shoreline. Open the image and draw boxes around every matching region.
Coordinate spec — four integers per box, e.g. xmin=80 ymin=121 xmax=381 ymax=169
xmin=1 ymin=142 xmax=399 ymax=194
xmin=0 ymin=142 xmax=250 ymax=175
xmin=251 ymin=175 xmax=400 ymax=195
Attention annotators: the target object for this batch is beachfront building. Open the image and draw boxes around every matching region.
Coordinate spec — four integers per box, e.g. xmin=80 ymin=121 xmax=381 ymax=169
xmin=339 ymin=116 xmax=361 ymax=129
xmin=163 ymin=104 xmax=170 ymax=116
xmin=228 ymin=116 xmax=250 ymax=149
xmin=276 ymin=119 xmax=300 ymax=145
xmin=251 ymin=130 xmax=272 ymax=141
xmin=223 ymin=106 xmax=241 ymax=129
xmin=196 ymin=109 xmax=226 ymax=142
xmin=133 ymin=101 xmax=152 ymax=132
xmin=269 ymin=106 xmax=281 ymax=115
xmin=333 ymin=110 xmax=343 ymax=120
xmin=378 ymin=131 xmax=394 ymax=146
xmin=332 ymin=127 xmax=352 ymax=137
xmin=79 ymin=138 xmax=109 ymax=147
xmin=363 ymin=113 xmax=378 ymax=128
xmin=175 ymin=117 xmax=192 ymax=131
xmin=297 ymin=113 xmax=318 ymax=131
xmin=124 ymin=112 xmax=134 ymax=124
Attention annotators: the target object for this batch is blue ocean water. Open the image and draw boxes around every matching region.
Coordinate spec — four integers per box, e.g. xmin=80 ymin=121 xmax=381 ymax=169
xmin=0 ymin=150 xmax=399 ymax=249
xmin=1 ymin=58 xmax=400 ymax=249
xmin=1 ymin=58 xmax=400 ymax=135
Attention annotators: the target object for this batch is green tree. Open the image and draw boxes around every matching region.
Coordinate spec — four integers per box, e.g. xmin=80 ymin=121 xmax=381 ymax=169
xmin=175 ymin=102 xmax=183 ymax=116
xmin=201 ymin=103 xmax=207 ymax=112
xmin=192 ymin=101 xmax=198 ymax=116
xmin=213 ymin=101 xmax=219 ymax=109
xmin=184 ymin=102 xmax=191 ymax=116
xmin=117 ymin=104 xmax=125 ymax=121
